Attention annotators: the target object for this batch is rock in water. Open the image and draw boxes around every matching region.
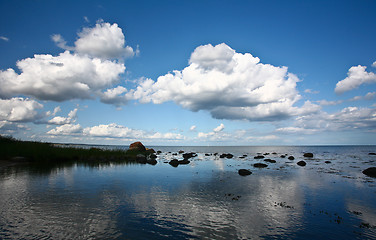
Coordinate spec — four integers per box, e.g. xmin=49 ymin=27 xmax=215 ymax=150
xmin=238 ymin=169 xmax=252 ymax=176
xmin=297 ymin=160 xmax=306 ymax=166
xmin=178 ymin=159 xmax=190 ymax=165
xmin=129 ymin=141 xmax=146 ymax=151
xmin=253 ymin=163 xmax=268 ymax=168
xmin=362 ymin=167 xmax=376 ymax=178
xmin=264 ymin=159 xmax=276 ymax=163
xmin=288 ymin=156 xmax=295 ymax=160
xmin=303 ymin=153 xmax=314 ymax=158
xmin=169 ymin=159 xmax=179 ymax=167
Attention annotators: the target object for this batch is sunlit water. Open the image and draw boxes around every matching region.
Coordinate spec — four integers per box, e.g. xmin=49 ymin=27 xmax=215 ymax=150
xmin=1 ymin=146 xmax=376 ymax=239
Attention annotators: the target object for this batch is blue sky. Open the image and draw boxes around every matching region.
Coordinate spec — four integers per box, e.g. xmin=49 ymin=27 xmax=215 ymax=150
xmin=1 ymin=0 xmax=376 ymax=146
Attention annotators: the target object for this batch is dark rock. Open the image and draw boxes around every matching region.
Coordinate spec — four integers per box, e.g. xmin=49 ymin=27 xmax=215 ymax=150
xmin=263 ymin=153 xmax=270 ymax=155
xmin=146 ymin=148 xmax=156 ymax=153
xmin=169 ymin=159 xmax=179 ymax=167
xmin=369 ymin=153 xmax=376 ymax=155
xmin=172 ymin=153 xmax=177 ymax=156
xmin=254 ymin=163 xmax=268 ymax=168
xmin=156 ymin=150 xmax=162 ymax=154
xmin=214 ymin=153 xmax=218 ymax=156
xmin=178 ymin=159 xmax=190 ymax=165
xmin=254 ymin=155 xmax=265 ymax=159
xmin=325 ymin=161 xmax=331 ymax=164
xmin=362 ymin=167 xmax=376 ymax=178
xmin=183 ymin=152 xmax=196 ymax=159
xmin=238 ymin=169 xmax=252 ymax=176
xmin=129 ymin=141 xmax=146 ymax=152
xmin=136 ymin=154 xmax=147 ymax=164
xmin=280 ymin=155 xmax=286 ymax=158
xmin=288 ymin=156 xmax=295 ymax=160
xmin=272 ymin=152 xmax=277 ymax=155
xmin=264 ymin=159 xmax=276 ymax=163
xmin=303 ymin=153 xmax=314 ymax=158
xmin=297 ymin=160 xmax=306 ymax=166
xmin=226 ymin=153 xmax=234 ymax=159
xmin=178 ymin=150 xmax=184 ymax=154
xmin=205 ymin=153 xmax=211 ymax=156
xmin=147 ymin=159 xmax=157 ymax=165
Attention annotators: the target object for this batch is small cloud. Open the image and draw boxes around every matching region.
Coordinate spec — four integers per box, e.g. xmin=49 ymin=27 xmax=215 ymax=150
xmin=335 ymin=64 xmax=376 ymax=94
xmin=213 ymin=123 xmax=225 ymax=132
xmin=84 ymin=16 xmax=90 ymax=23
xmin=0 ymin=36 xmax=9 ymax=41
xmin=365 ymin=92 xmax=376 ymax=100
xmin=304 ymin=89 xmax=319 ymax=94
xmin=190 ymin=125 xmax=196 ymax=131
xmin=317 ymin=100 xmax=343 ymax=106
xmin=372 ymin=61 xmax=376 ymax=68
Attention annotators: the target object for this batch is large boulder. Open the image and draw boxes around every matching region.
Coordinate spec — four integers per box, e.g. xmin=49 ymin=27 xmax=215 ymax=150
xmin=362 ymin=167 xmax=376 ymax=178
xmin=129 ymin=142 xmax=146 ymax=151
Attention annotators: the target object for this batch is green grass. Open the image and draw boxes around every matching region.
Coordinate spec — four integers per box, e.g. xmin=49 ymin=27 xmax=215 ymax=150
xmin=0 ymin=135 xmax=150 ymax=164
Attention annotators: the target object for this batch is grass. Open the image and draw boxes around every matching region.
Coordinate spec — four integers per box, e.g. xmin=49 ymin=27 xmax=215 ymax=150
xmin=0 ymin=135 xmax=152 ymax=165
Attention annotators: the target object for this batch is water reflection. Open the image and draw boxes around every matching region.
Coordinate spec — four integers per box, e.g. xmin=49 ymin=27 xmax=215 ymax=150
xmin=1 ymin=146 xmax=376 ymax=239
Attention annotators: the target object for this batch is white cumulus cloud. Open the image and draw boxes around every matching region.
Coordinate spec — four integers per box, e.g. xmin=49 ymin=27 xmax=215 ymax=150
xmin=74 ymin=20 xmax=135 ymax=59
xmin=129 ymin=43 xmax=319 ymax=121
xmin=0 ymin=97 xmax=43 ymax=122
xmin=0 ymin=51 xmax=125 ymax=101
xmin=47 ymin=124 xmax=83 ymax=135
xmin=100 ymin=86 xmax=128 ymax=106
xmin=48 ymin=108 xmax=78 ymax=125
xmin=335 ymin=65 xmax=376 ymax=94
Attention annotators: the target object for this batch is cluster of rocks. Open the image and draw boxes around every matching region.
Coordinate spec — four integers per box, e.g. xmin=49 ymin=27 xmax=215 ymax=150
xmin=127 ymin=143 xmax=376 ymax=179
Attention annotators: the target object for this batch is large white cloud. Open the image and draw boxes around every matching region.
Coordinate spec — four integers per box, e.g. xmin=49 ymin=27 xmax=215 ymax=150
xmin=0 ymin=51 xmax=125 ymax=101
xmin=130 ymin=43 xmax=319 ymax=121
xmin=335 ymin=65 xmax=376 ymax=94
xmin=53 ymin=20 xmax=135 ymax=60
xmin=48 ymin=123 xmax=185 ymax=141
xmin=0 ymin=97 xmax=43 ymax=122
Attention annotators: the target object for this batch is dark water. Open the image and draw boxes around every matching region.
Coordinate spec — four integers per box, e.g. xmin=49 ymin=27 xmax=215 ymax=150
xmin=1 ymin=146 xmax=376 ymax=239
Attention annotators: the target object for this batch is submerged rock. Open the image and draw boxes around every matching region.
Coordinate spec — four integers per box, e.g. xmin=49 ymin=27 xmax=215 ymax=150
xmin=297 ymin=160 xmax=306 ymax=166
xmin=303 ymin=153 xmax=314 ymax=158
xmin=369 ymin=153 xmax=376 ymax=155
xmin=238 ymin=169 xmax=252 ymax=176
xmin=325 ymin=161 xmax=332 ymax=164
xmin=288 ymin=156 xmax=295 ymax=160
xmin=280 ymin=155 xmax=286 ymax=158
xmin=254 ymin=163 xmax=268 ymax=168
xmin=254 ymin=155 xmax=265 ymax=159
xmin=362 ymin=167 xmax=376 ymax=178
xmin=220 ymin=153 xmax=234 ymax=159
xmin=264 ymin=159 xmax=276 ymax=163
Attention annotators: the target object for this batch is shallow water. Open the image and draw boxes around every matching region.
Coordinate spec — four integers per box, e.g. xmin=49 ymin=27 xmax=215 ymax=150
xmin=1 ymin=146 xmax=376 ymax=239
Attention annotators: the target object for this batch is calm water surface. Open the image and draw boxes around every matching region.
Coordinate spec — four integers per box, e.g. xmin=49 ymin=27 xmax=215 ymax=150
xmin=1 ymin=146 xmax=376 ymax=239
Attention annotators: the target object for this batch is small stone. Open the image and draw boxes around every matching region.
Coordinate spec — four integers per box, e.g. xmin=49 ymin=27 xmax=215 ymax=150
xmin=254 ymin=163 xmax=268 ymax=168
xmin=238 ymin=169 xmax=252 ymax=176
xmin=303 ymin=153 xmax=314 ymax=158
xmin=297 ymin=160 xmax=306 ymax=166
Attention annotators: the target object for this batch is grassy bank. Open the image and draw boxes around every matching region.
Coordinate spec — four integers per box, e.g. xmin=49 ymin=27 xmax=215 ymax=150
xmin=0 ymin=135 xmax=148 ymax=164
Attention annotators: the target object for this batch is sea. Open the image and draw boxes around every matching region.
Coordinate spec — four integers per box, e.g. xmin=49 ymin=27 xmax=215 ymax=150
xmin=0 ymin=145 xmax=376 ymax=239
